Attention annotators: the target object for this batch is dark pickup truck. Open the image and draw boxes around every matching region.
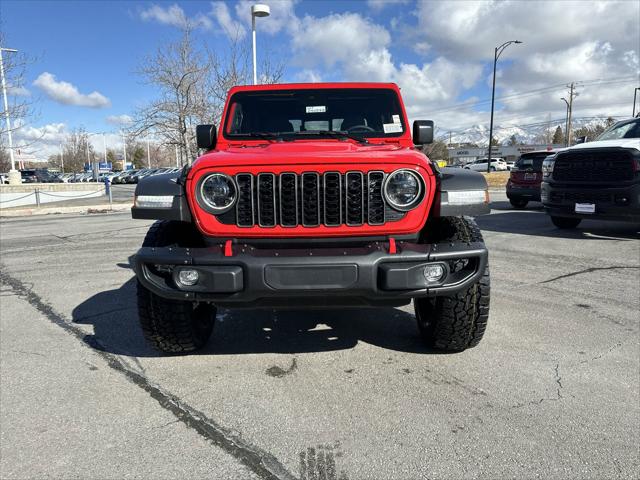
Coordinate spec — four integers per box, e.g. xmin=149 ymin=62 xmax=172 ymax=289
xmin=541 ymin=117 xmax=640 ymax=228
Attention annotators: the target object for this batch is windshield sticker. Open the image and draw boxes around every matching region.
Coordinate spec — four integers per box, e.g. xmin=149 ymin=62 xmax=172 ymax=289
xmin=392 ymin=114 xmax=401 ymax=124
xmin=306 ymin=105 xmax=326 ymax=113
xmin=383 ymin=123 xmax=403 ymax=133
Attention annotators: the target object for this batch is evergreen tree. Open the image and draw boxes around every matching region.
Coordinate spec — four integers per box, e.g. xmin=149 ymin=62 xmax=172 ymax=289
xmin=552 ymin=126 xmax=563 ymax=144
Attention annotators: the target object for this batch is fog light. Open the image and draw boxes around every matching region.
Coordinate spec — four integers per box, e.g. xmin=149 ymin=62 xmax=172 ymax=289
xmin=423 ymin=264 xmax=446 ymax=283
xmin=178 ymin=269 xmax=199 ymax=286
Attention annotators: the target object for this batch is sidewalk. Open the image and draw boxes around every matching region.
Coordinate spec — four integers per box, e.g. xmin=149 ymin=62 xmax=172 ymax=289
xmin=0 ymin=198 xmax=132 ymax=217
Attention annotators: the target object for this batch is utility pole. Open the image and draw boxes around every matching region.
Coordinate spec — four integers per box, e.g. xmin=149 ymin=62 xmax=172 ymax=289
xmin=60 ymin=143 xmax=64 ymax=174
xmin=566 ymin=83 xmax=579 ymax=147
xmin=633 ymin=87 xmax=640 ymax=117
xmin=146 ymin=138 xmax=151 ymax=168
xmin=449 ymin=131 xmax=452 ymax=146
xmin=122 ymin=132 xmax=127 ymax=168
xmin=175 ymin=144 xmax=179 ymax=168
xmin=0 ymin=46 xmax=20 ymax=184
xmin=560 ymin=98 xmax=570 ymax=147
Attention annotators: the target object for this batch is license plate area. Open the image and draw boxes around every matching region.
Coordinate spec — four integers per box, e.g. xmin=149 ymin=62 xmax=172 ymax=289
xmin=575 ymin=203 xmax=595 ymax=214
xmin=524 ymin=173 xmax=537 ymax=180
xmin=264 ymin=264 xmax=358 ymax=290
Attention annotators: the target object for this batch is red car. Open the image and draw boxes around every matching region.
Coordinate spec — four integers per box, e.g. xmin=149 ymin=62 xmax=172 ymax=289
xmin=506 ymin=150 xmax=560 ymax=208
xmin=131 ymin=82 xmax=491 ymax=354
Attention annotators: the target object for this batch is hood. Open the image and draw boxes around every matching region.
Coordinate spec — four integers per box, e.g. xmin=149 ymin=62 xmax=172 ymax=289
xmin=191 ymin=141 xmax=429 ymax=171
xmin=568 ymin=138 xmax=640 ymax=152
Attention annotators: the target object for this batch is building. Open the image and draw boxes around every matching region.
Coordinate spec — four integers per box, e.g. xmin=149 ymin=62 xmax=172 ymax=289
xmin=447 ymin=144 xmax=564 ymax=165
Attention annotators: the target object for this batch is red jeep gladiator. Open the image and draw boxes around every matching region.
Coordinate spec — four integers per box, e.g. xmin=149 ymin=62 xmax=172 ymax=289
xmin=132 ymin=83 xmax=491 ymax=354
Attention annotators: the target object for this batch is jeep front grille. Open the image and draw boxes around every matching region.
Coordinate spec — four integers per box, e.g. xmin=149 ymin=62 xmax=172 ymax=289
xmin=232 ymin=171 xmax=404 ymax=227
xmin=553 ymin=150 xmax=635 ymax=183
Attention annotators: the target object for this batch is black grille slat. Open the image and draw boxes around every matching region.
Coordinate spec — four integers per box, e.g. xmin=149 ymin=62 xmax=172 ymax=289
xmin=257 ymin=173 xmax=276 ymax=227
xmin=302 ymin=173 xmax=320 ymax=226
xmin=367 ymin=171 xmax=385 ymax=225
xmin=323 ymin=172 xmax=342 ymax=226
xmin=232 ymin=171 xmax=407 ymax=227
xmin=553 ymin=151 xmax=634 ymax=182
xmin=236 ymin=174 xmax=254 ymax=227
xmin=279 ymin=173 xmax=298 ymax=227
xmin=346 ymin=172 xmax=364 ymax=225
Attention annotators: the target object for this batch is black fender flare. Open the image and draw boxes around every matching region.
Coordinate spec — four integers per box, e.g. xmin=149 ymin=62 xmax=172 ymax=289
xmin=130 ymin=171 xmax=192 ymax=222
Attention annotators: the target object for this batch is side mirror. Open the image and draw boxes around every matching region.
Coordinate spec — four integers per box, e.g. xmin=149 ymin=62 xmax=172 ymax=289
xmin=413 ymin=120 xmax=434 ymax=145
xmin=196 ymin=124 xmax=217 ymax=150
xmin=575 ymin=135 xmax=588 ymax=144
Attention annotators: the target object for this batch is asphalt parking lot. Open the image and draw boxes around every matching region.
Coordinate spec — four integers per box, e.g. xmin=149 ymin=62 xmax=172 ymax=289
xmin=1 ymin=194 xmax=638 ymax=479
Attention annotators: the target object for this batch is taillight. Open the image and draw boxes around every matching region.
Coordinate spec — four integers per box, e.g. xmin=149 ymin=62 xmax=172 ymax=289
xmin=632 ymin=158 xmax=640 ymax=173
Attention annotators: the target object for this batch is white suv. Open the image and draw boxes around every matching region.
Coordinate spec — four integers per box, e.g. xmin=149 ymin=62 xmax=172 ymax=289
xmin=464 ymin=158 xmax=508 ymax=172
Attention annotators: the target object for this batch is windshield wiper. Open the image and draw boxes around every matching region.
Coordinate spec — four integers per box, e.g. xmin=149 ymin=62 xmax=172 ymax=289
xmin=292 ymin=130 xmax=369 ymax=145
xmin=244 ymin=132 xmax=281 ymax=142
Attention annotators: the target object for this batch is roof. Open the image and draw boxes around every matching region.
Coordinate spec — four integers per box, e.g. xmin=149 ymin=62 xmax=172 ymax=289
xmin=227 ymin=82 xmax=400 ymax=94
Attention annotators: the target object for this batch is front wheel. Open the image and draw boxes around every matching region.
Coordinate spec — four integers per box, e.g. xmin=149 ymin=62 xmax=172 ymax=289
xmin=136 ymin=221 xmax=216 ymax=354
xmin=416 ymin=217 xmax=490 ymax=352
xmin=551 ymin=215 xmax=582 ymax=229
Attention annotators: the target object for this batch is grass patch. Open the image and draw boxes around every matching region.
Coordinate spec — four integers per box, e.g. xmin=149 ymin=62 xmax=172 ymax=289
xmin=482 ymin=171 xmax=510 ymax=189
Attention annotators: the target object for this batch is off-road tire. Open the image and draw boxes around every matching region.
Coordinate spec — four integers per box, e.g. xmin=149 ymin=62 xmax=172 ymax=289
xmin=509 ymin=198 xmax=529 ymax=209
xmin=136 ymin=221 xmax=216 ymax=354
xmin=550 ymin=215 xmax=582 ymax=229
xmin=415 ymin=216 xmax=490 ymax=352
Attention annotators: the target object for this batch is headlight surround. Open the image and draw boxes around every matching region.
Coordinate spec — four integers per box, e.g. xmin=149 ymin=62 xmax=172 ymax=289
xmin=542 ymin=158 xmax=555 ymax=178
xmin=197 ymin=173 xmax=237 ymax=213
xmin=383 ymin=169 xmax=424 ymax=211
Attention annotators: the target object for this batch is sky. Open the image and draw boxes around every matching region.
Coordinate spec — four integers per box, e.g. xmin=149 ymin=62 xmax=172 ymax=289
xmin=1 ymin=0 xmax=639 ymax=159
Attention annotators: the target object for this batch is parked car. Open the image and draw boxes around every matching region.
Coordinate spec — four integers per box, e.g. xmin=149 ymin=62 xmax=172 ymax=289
xmin=131 ymin=81 xmax=492 ymax=354
xmin=20 ymin=169 xmax=38 ymax=183
xmin=506 ymin=161 xmax=515 ymax=171
xmin=506 ymin=150 xmax=561 ymax=208
xmin=0 ymin=173 xmax=9 ymax=184
xmin=464 ymin=158 xmax=508 ymax=172
xmin=541 ymin=117 xmax=640 ymax=228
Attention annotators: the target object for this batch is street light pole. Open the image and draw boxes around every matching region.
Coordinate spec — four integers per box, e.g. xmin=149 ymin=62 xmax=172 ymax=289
xmin=633 ymin=87 xmax=640 ymax=117
xmin=0 ymin=46 xmax=20 ymax=184
xmin=251 ymin=4 xmax=270 ymax=85
xmin=487 ymin=40 xmax=522 ymax=173
xmin=146 ymin=137 xmax=151 ymax=168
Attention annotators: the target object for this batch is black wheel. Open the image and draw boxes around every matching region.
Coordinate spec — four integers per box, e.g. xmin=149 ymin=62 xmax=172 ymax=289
xmin=490 ymin=166 xmax=496 ymax=171
xmin=415 ymin=217 xmax=490 ymax=352
xmin=550 ymin=215 xmax=582 ymax=229
xmin=509 ymin=198 xmax=529 ymax=209
xmin=136 ymin=221 xmax=216 ymax=354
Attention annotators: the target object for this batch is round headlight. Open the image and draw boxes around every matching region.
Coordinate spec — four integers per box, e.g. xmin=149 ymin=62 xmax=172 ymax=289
xmin=198 ymin=173 xmax=237 ymax=213
xmin=383 ymin=169 xmax=424 ymax=211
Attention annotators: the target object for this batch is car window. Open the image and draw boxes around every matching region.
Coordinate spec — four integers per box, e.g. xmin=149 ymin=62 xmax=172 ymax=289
xmin=596 ymin=118 xmax=640 ymax=141
xmin=515 ymin=153 xmax=550 ymax=171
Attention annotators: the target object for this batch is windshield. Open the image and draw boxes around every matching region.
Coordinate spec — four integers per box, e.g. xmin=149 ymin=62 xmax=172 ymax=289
xmin=224 ymin=88 xmax=406 ymax=140
xmin=515 ymin=153 xmax=552 ymax=171
xmin=596 ymin=118 xmax=640 ymax=141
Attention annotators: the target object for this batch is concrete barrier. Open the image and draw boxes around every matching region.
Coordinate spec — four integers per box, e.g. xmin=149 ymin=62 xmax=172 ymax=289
xmin=0 ymin=183 xmax=105 ymax=208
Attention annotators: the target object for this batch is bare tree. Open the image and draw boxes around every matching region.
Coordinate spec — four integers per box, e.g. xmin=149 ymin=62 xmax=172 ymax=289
xmin=131 ymin=26 xmax=283 ymax=166
xmin=54 ymin=127 xmax=95 ymax=173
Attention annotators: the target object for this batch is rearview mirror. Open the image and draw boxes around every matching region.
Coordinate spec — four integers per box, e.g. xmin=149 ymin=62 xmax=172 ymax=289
xmin=196 ymin=124 xmax=217 ymax=150
xmin=413 ymin=120 xmax=434 ymax=145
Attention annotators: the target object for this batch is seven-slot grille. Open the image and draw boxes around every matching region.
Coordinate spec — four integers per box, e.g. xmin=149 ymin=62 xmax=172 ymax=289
xmin=553 ymin=150 xmax=635 ymax=183
xmin=233 ymin=171 xmax=401 ymax=228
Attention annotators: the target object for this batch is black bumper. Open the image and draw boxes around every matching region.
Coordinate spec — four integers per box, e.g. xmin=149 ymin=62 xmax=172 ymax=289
xmin=541 ymin=181 xmax=640 ymax=223
xmin=506 ymin=183 xmax=541 ymax=201
xmin=133 ymin=241 xmax=488 ymax=308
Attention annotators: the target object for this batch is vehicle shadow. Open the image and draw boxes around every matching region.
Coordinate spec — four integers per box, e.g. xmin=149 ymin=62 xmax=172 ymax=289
xmin=479 ymin=201 xmax=640 ymax=240
xmin=72 ymin=276 xmax=440 ymax=358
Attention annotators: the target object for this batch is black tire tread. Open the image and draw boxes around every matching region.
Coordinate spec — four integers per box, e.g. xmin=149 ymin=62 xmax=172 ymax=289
xmin=137 ymin=221 xmax=215 ymax=354
xmin=415 ymin=216 xmax=490 ymax=351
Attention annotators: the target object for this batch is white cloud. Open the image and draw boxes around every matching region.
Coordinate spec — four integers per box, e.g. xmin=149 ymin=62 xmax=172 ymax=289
xmin=210 ymin=2 xmax=247 ymax=38
xmin=367 ymin=0 xmax=410 ymax=12
xmin=33 ymin=72 xmax=111 ymax=108
xmin=140 ymin=3 xmax=212 ymax=29
xmin=7 ymin=85 xmax=30 ymax=97
xmin=106 ymin=114 xmax=133 ymax=125
xmin=291 ymin=13 xmax=390 ymax=68
xmin=294 ymin=69 xmax=323 ymax=83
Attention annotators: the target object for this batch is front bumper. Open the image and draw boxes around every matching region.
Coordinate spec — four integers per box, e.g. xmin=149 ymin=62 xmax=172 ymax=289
xmin=133 ymin=240 xmax=488 ymax=308
xmin=541 ymin=181 xmax=640 ymax=223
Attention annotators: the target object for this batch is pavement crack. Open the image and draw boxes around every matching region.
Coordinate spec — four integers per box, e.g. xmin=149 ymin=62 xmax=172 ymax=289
xmin=581 ymin=342 xmax=623 ymax=363
xmin=0 ymin=268 xmax=298 ymax=480
xmin=266 ymin=358 xmax=298 ymax=378
xmin=554 ymin=362 xmax=563 ymax=399
xmin=539 ymin=265 xmax=640 ymax=284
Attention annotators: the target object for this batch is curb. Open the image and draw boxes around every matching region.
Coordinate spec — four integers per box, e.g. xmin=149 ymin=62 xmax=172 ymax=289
xmin=0 ymin=203 xmax=132 ymax=218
